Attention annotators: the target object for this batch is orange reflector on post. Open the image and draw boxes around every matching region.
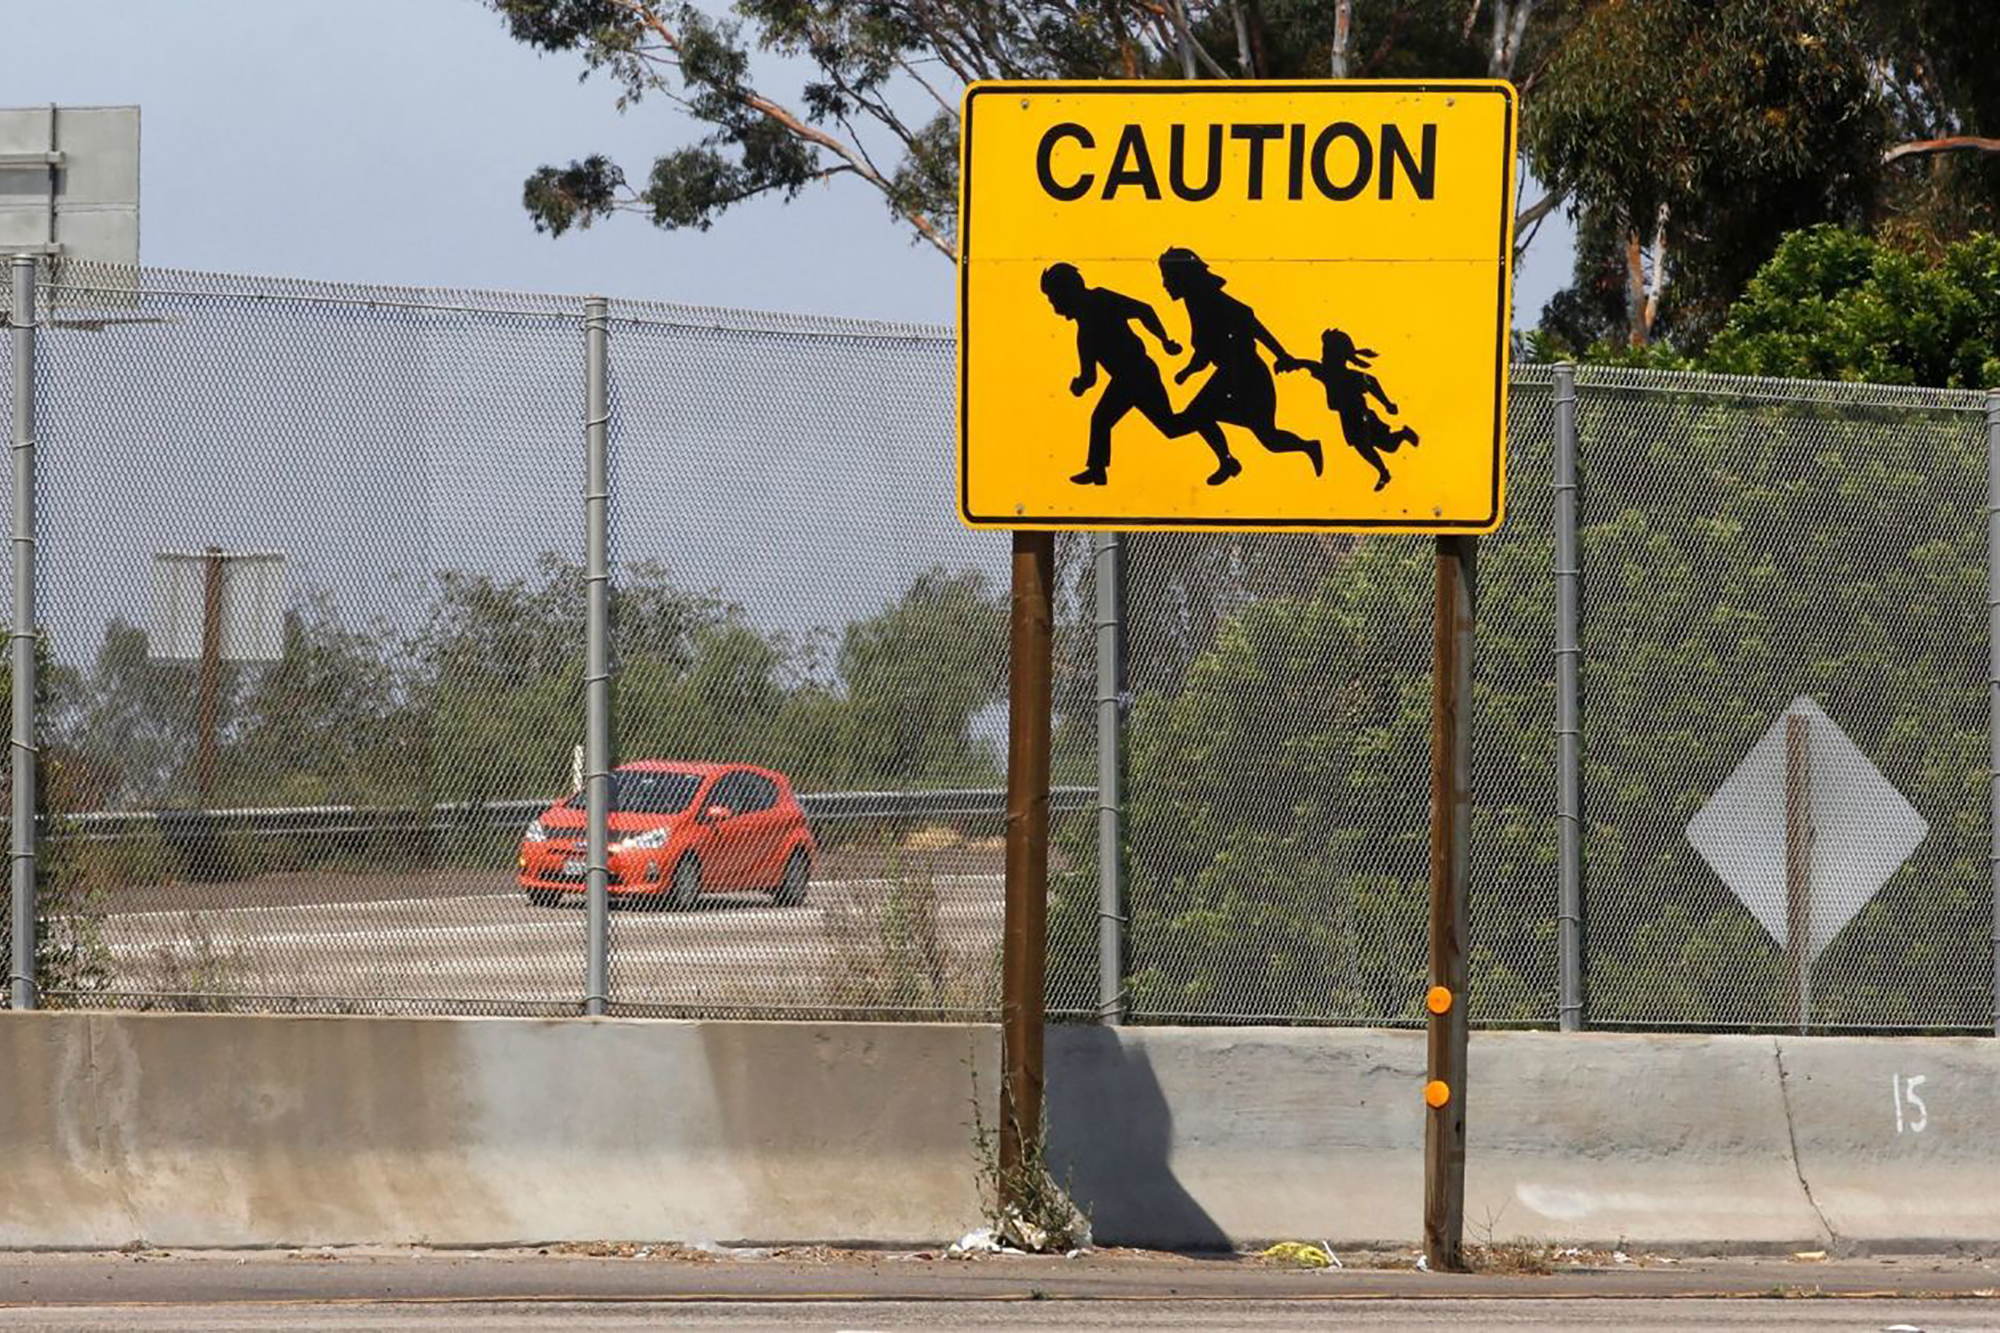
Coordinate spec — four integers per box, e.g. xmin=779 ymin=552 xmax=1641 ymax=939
xmin=1426 ymin=985 xmax=1453 ymax=1014
xmin=1424 ymin=1080 xmax=1451 ymax=1108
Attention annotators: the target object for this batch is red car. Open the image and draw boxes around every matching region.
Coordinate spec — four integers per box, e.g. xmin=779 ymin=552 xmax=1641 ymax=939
xmin=518 ymin=762 xmax=815 ymax=910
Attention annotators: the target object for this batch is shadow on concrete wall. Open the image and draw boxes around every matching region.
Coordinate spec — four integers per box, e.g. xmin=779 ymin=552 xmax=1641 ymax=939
xmin=1045 ymin=1026 xmax=1231 ymax=1249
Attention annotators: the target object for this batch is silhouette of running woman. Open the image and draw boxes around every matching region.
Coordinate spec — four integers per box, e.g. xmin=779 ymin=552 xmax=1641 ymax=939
xmin=1039 ymin=263 xmax=1238 ymax=486
xmin=1279 ymin=328 xmax=1420 ymax=491
xmin=1157 ymin=247 xmax=1322 ymax=482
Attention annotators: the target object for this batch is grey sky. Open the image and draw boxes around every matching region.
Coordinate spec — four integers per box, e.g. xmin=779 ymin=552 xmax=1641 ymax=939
xmin=9 ymin=0 xmax=1575 ymax=326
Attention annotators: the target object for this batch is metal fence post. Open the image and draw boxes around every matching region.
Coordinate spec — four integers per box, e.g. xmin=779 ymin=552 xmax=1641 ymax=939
xmin=583 ymin=297 xmax=611 ymax=1017
xmin=1554 ymin=362 xmax=1583 ymax=1031
xmin=9 ymin=255 xmax=38 ymax=1011
xmin=1987 ymin=390 xmax=1999 ymax=1036
xmin=1093 ymin=531 xmax=1126 ymax=1022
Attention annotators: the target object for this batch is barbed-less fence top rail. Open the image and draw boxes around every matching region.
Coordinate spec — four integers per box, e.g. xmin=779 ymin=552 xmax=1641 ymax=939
xmin=15 ymin=259 xmax=954 ymax=336
xmin=6 ymin=257 xmax=1999 ymax=1032
xmin=28 ymin=260 xmax=1993 ymax=408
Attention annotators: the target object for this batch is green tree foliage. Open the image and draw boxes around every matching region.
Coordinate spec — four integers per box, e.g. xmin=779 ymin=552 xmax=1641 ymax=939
xmin=495 ymin=0 xmax=2000 ymax=373
xmin=1052 ymin=508 xmax=1560 ymax=1023
xmin=491 ymin=0 xmax=1151 ymax=255
xmin=1541 ymin=224 xmax=2000 ymax=387
xmin=1111 ymin=550 xmax=1438 ymax=1021
xmin=415 ymin=554 xmax=740 ymax=799
xmin=1529 ymin=0 xmax=2000 ymax=352
xmin=226 ymin=599 xmax=424 ymax=807
xmin=1526 ymin=0 xmax=1883 ymax=348
xmin=1703 ymin=226 xmax=2000 ymax=390
xmin=489 ymin=1 xmax=1561 ymax=257
xmin=61 ymin=603 xmax=414 ymax=813
xmin=837 ymin=569 xmax=1008 ymax=785
xmin=67 ymin=620 xmax=223 ymax=809
xmin=48 ymin=558 xmax=1009 ymax=819
xmin=1568 ymin=381 xmax=1986 ymax=1028
xmin=1859 ymin=0 xmax=2000 ymax=241
xmin=1054 ymin=377 xmax=1990 ymax=1029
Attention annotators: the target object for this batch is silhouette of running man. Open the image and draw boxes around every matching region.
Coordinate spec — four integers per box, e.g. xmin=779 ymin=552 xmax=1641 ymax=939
xmin=1157 ymin=247 xmax=1322 ymax=482
xmin=1039 ymin=263 xmax=1238 ymax=486
xmin=1279 ymin=328 xmax=1420 ymax=491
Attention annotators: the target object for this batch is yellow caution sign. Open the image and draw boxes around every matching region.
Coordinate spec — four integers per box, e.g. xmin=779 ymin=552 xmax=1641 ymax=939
xmin=958 ymin=81 xmax=1516 ymax=533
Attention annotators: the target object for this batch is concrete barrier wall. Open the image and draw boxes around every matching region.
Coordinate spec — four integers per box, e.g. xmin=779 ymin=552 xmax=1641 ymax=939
xmin=1045 ymin=1027 xmax=1836 ymax=1248
xmin=1 ymin=1012 xmax=1994 ymax=1250
xmin=0 ymin=1014 xmax=998 ymax=1249
xmin=1768 ymin=1035 xmax=2000 ymax=1245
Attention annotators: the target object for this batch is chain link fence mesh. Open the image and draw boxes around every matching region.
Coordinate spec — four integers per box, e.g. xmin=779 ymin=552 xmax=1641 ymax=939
xmin=3 ymin=262 xmax=1994 ymax=1031
xmin=596 ymin=303 xmax=1022 ymax=1018
xmin=19 ymin=262 xmax=590 ymax=1014
xmin=1111 ymin=375 xmax=1558 ymax=1026
xmin=1573 ymin=367 xmax=1991 ymax=1031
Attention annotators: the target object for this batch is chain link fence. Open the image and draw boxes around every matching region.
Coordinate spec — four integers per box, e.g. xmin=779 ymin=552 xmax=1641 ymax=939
xmin=4 ymin=261 xmax=1996 ymax=1030
xmin=1573 ymin=369 xmax=1993 ymax=1031
xmin=16 ymin=264 xmax=594 ymax=1014
xmin=595 ymin=300 xmax=1040 ymax=1018
xmin=1101 ymin=374 xmax=1559 ymax=1027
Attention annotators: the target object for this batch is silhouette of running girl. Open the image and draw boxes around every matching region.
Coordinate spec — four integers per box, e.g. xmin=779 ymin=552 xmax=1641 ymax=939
xmin=1039 ymin=263 xmax=1238 ymax=486
xmin=1279 ymin=328 xmax=1420 ymax=491
xmin=1157 ymin=247 xmax=1322 ymax=482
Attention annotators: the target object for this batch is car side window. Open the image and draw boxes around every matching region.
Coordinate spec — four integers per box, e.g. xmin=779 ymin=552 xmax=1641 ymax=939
xmin=704 ymin=774 xmax=744 ymax=814
xmin=739 ymin=774 xmax=778 ymax=813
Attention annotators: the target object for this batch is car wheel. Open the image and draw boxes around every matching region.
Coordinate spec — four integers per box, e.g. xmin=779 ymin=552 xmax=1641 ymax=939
xmin=668 ymin=854 xmax=702 ymax=911
xmin=525 ymin=888 xmax=559 ymax=908
xmin=772 ymin=849 xmax=810 ymax=907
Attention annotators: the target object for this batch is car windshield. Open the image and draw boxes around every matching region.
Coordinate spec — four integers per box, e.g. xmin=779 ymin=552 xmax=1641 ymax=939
xmin=563 ymin=771 xmax=703 ymax=815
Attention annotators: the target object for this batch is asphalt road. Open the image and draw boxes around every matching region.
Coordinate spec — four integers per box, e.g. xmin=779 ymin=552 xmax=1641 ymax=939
xmin=1 ymin=1251 xmax=1994 ymax=1331
xmin=87 ymin=865 xmax=1008 ymax=1014
xmin=0 ymin=1300 xmax=1990 ymax=1330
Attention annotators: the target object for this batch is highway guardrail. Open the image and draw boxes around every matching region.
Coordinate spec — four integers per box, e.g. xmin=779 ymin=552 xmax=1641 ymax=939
xmin=27 ymin=786 xmax=1097 ymax=843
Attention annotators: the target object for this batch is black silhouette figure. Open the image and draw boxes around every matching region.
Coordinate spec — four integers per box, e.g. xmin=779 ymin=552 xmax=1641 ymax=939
xmin=1157 ymin=247 xmax=1322 ymax=483
xmin=1039 ymin=262 xmax=1238 ymax=486
xmin=1279 ymin=328 xmax=1421 ymax=491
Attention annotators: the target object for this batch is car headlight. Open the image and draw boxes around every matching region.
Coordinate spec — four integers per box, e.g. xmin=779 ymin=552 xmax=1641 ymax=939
xmin=524 ymin=819 xmax=549 ymax=842
xmin=618 ymin=826 xmax=671 ymax=850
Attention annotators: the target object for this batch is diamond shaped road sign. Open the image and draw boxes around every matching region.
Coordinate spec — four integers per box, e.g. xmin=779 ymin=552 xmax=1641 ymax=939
xmin=1685 ymin=696 xmax=1928 ymax=963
